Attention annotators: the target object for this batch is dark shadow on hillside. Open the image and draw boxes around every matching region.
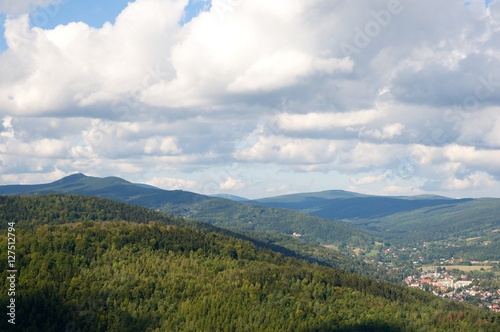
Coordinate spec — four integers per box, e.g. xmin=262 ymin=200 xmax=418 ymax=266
xmin=0 ymin=291 xmax=150 ymax=332
xmin=303 ymin=320 xmax=403 ymax=332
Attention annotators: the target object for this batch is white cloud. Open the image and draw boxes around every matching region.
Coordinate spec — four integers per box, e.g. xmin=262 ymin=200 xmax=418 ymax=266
xmin=380 ymin=185 xmax=423 ymax=196
xmin=228 ymin=52 xmax=352 ymax=92
xmin=350 ymin=174 xmax=387 ymax=185
xmin=146 ymin=177 xmax=198 ymax=191
xmin=219 ymin=177 xmax=245 ymax=191
xmin=444 ymin=144 xmax=500 ymax=175
xmin=359 ymin=123 xmax=405 ymax=140
xmin=0 ymin=167 xmax=67 ymax=185
xmin=4 ymin=138 xmax=69 ymax=158
xmin=275 ymin=110 xmax=380 ymax=132
xmin=143 ymin=137 xmax=181 ymax=155
xmin=1 ymin=116 xmax=14 ymax=138
xmin=70 ymin=119 xmax=185 ymax=160
xmin=234 ymin=135 xmax=340 ymax=165
xmin=441 ymin=172 xmax=497 ymax=191
xmin=0 ymin=0 xmax=186 ymax=115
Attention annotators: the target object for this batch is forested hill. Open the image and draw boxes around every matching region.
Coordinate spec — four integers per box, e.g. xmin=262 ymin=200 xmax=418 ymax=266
xmin=0 ymin=174 xmax=375 ymax=248
xmin=0 ymin=194 xmax=369 ymax=273
xmin=251 ymin=190 xmax=500 ymax=243
xmin=1 ymin=195 xmax=499 ymax=331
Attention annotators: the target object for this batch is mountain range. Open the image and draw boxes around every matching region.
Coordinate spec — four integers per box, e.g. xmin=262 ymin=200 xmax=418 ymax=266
xmin=0 ymin=173 xmax=372 ymax=246
xmin=1 ymin=173 xmax=499 ymax=251
xmin=250 ymin=190 xmax=500 ymax=242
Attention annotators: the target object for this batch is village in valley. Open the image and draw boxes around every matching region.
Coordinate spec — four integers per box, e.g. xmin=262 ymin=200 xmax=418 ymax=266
xmin=352 ymin=241 xmax=500 ymax=312
xmin=405 ymin=269 xmax=500 ymax=313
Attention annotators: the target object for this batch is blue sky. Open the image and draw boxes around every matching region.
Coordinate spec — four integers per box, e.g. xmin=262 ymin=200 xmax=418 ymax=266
xmin=1 ymin=0 xmax=500 ymax=199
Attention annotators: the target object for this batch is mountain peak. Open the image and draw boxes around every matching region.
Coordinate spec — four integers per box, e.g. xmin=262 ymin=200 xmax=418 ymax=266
xmin=68 ymin=173 xmax=87 ymax=179
xmin=54 ymin=173 xmax=88 ymax=183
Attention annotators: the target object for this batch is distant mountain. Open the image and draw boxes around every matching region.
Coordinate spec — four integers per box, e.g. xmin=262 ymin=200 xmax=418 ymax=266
xmin=252 ymin=190 xmax=473 ymax=220
xmin=210 ymin=193 xmax=249 ymax=201
xmin=251 ymin=190 xmax=500 ymax=244
xmin=0 ymin=174 xmax=372 ymax=249
xmin=0 ymin=173 xmax=205 ymax=207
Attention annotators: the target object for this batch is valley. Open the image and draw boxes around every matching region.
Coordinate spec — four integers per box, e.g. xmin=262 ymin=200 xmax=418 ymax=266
xmin=347 ymin=240 xmax=500 ymax=311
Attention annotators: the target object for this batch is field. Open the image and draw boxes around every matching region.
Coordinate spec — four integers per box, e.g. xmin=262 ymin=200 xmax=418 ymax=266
xmin=422 ymin=265 xmax=493 ymax=272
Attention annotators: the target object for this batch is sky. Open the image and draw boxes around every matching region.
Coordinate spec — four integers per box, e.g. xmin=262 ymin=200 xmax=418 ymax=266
xmin=1 ymin=0 xmax=500 ymax=199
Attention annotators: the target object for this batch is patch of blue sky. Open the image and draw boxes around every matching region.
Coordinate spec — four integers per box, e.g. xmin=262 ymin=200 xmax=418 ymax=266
xmin=465 ymin=0 xmax=496 ymax=7
xmin=28 ymin=0 xmax=131 ymax=30
xmin=0 ymin=12 xmax=6 ymax=52
xmin=180 ymin=0 xmax=211 ymax=25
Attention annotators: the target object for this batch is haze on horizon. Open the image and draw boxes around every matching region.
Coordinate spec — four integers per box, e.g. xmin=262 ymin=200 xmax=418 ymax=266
xmin=1 ymin=0 xmax=500 ymax=200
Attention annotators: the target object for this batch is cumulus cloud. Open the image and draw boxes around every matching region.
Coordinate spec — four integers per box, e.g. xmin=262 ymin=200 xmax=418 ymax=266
xmin=1 ymin=116 xmax=14 ymax=138
xmin=4 ymin=138 xmax=69 ymax=158
xmin=380 ymin=185 xmax=423 ymax=196
xmin=228 ymin=52 xmax=353 ymax=92
xmin=275 ymin=110 xmax=380 ymax=132
xmin=359 ymin=123 xmax=405 ymax=140
xmin=234 ymin=135 xmax=340 ymax=165
xmin=1 ymin=0 xmax=500 ymax=198
xmin=441 ymin=172 xmax=497 ymax=191
xmin=219 ymin=176 xmax=245 ymax=191
xmin=350 ymin=174 xmax=387 ymax=186
xmin=422 ymin=170 xmax=498 ymax=193
xmin=146 ymin=177 xmax=198 ymax=191
xmin=0 ymin=0 xmax=186 ymax=115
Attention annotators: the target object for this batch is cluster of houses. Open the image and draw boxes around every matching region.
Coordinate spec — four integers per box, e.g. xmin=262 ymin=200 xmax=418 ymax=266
xmin=405 ymin=270 xmax=500 ymax=312
xmin=405 ymin=271 xmax=473 ymax=290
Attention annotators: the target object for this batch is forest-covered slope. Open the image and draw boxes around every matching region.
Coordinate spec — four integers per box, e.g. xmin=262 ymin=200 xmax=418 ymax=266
xmin=252 ymin=191 xmax=499 ymax=244
xmin=0 ymin=195 xmax=499 ymax=331
xmin=0 ymin=194 xmax=372 ymax=276
xmin=0 ymin=174 xmax=375 ymax=248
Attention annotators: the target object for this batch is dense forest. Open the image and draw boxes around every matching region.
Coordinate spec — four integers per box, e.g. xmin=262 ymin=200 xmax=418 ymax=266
xmin=0 ymin=195 xmax=380 ymax=278
xmin=161 ymin=197 xmax=374 ymax=247
xmin=0 ymin=195 xmax=499 ymax=331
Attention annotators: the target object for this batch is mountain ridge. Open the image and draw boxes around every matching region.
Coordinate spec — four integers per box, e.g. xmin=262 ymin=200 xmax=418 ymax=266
xmin=0 ymin=174 xmax=372 ymax=248
xmin=2 ymin=173 xmax=498 ymax=247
